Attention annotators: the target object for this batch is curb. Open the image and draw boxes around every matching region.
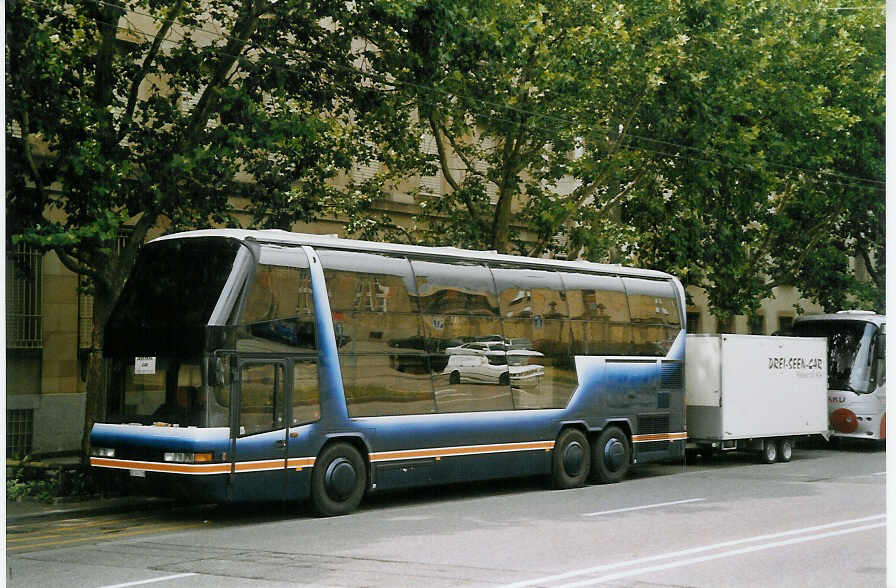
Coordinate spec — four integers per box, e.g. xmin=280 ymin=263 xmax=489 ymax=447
xmin=7 ymin=497 xmax=177 ymax=524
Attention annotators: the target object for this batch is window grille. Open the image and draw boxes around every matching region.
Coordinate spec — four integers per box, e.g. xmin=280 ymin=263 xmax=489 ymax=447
xmin=7 ymin=409 xmax=34 ymax=458
xmin=6 ymin=244 xmax=42 ymax=349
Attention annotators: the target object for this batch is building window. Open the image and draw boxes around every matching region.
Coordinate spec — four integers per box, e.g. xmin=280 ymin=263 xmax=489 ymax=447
xmin=748 ymin=314 xmax=764 ymax=335
xmin=7 ymin=409 xmax=34 ymax=458
xmin=716 ymin=316 xmax=733 ymax=334
xmin=6 ymin=244 xmax=42 ymax=349
xmin=778 ymin=315 xmax=794 ymax=334
xmin=686 ymin=312 xmax=700 ymax=334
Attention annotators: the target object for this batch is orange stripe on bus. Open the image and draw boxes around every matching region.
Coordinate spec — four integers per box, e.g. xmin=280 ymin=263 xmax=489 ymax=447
xmin=370 ymin=440 xmax=555 ymax=463
xmin=632 ymin=432 xmax=688 ymax=442
xmin=89 ymin=457 xmax=230 ymax=475
xmin=287 ymin=457 xmax=316 ymax=471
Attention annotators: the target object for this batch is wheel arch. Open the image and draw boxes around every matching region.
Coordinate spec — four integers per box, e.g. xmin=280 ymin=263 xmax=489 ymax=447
xmin=318 ymin=434 xmax=372 ymax=487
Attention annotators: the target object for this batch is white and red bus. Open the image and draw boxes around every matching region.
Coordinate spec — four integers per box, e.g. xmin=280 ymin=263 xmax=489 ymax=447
xmin=792 ymin=311 xmax=886 ymax=441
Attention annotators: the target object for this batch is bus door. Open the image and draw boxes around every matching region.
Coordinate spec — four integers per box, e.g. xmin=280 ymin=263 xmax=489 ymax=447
xmin=231 ymin=359 xmax=291 ymax=501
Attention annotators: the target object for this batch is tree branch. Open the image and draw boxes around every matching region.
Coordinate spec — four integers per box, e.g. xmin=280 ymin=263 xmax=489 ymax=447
xmin=19 ymin=109 xmax=48 ymax=203
xmin=118 ymin=0 xmax=186 ymax=142
xmin=54 ymin=247 xmax=97 ymax=279
xmin=428 ymin=112 xmax=482 ymax=225
xmin=184 ymin=3 xmax=261 ymax=142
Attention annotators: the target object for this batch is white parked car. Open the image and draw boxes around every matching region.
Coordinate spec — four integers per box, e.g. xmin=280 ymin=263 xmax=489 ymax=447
xmin=444 ymin=340 xmax=509 ymax=355
xmin=443 ymin=349 xmax=544 ymax=386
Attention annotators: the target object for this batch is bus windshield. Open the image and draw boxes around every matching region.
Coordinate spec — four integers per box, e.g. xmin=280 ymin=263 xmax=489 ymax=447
xmin=791 ymin=320 xmax=877 ymax=393
xmin=105 ymin=237 xmax=242 ymax=357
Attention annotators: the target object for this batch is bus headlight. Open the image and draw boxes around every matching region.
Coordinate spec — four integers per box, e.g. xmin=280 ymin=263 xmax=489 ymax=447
xmin=92 ymin=447 xmax=116 ymax=458
xmin=163 ymin=452 xmax=214 ymax=463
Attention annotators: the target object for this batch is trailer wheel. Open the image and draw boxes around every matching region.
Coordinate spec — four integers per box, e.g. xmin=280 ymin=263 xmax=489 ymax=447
xmin=760 ymin=439 xmax=778 ymax=464
xmin=311 ymin=442 xmax=366 ymax=517
xmin=591 ymin=426 xmax=631 ymax=484
xmin=551 ymin=428 xmax=590 ymax=489
xmin=776 ymin=438 xmax=793 ymax=463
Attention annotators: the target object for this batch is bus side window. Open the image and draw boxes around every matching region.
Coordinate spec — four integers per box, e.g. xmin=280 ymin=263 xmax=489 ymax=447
xmin=293 ymin=359 xmax=320 ymax=425
xmin=239 ymin=364 xmax=285 ymax=436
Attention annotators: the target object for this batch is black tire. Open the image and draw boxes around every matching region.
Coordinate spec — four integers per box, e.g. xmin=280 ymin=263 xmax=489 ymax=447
xmin=499 ymin=372 xmax=510 ymax=386
xmin=760 ymin=439 xmax=778 ymax=464
xmin=551 ymin=428 xmax=591 ymax=489
xmin=311 ymin=442 xmax=366 ymax=517
xmin=591 ymin=426 xmax=631 ymax=484
xmin=776 ymin=438 xmax=793 ymax=463
xmin=449 ymin=370 xmax=460 ymax=384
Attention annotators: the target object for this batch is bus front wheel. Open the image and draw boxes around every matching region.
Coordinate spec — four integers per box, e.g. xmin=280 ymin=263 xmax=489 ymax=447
xmin=551 ymin=428 xmax=591 ymax=489
xmin=591 ymin=426 xmax=630 ymax=484
xmin=311 ymin=442 xmax=366 ymax=517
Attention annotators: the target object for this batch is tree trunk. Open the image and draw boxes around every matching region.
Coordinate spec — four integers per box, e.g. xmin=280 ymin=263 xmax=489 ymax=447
xmin=79 ymin=283 xmax=117 ymax=465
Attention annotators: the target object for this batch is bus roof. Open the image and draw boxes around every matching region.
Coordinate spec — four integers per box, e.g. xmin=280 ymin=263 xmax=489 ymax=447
xmin=152 ymin=228 xmax=676 ymax=281
xmin=795 ymin=311 xmax=885 ymax=327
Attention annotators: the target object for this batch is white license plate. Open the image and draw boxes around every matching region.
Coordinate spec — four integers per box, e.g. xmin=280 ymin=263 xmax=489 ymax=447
xmin=129 ymin=469 xmax=146 ymax=478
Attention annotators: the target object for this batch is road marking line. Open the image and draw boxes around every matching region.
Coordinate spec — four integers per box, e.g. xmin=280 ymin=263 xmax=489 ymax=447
xmin=498 ymin=514 xmax=885 ymax=588
xmin=100 ymin=573 xmax=198 ymax=588
xmin=558 ymin=522 xmax=886 ymax=587
xmin=583 ymin=498 xmax=705 ymax=517
xmin=6 ymin=523 xmax=204 ymax=552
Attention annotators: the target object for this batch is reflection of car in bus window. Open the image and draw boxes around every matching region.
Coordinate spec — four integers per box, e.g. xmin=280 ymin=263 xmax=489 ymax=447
xmin=443 ymin=350 xmax=544 ymax=386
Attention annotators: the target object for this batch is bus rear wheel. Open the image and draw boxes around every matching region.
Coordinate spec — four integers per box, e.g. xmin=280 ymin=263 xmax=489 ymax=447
xmin=591 ymin=426 xmax=630 ymax=484
xmin=551 ymin=428 xmax=590 ymax=489
xmin=311 ymin=442 xmax=366 ymax=517
xmin=776 ymin=438 xmax=793 ymax=463
xmin=760 ymin=439 xmax=778 ymax=464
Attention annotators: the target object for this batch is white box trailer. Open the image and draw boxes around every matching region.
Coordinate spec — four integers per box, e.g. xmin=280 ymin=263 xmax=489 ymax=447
xmin=685 ymin=334 xmax=829 ymax=463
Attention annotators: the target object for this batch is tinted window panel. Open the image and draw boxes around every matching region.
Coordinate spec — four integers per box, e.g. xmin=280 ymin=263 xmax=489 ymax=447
xmin=631 ymin=325 xmax=678 ymax=356
xmin=560 ymin=273 xmax=633 ymax=356
xmin=333 ymin=311 xmax=423 ymax=355
xmin=319 ymin=250 xmax=419 ymax=314
xmin=412 ymin=260 xmax=499 ymax=316
xmin=559 ymin=273 xmax=630 ymax=322
xmin=105 ymin=237 xmax=241 ymax=356
xmin=239 ymin=263 xmax=316 ymax=353
xmin=343 ymin=354 xmax=436 ymax=417
xmin=511 ymin=355 xmax=577 ymax=409
xmin=623 ymin=278 xmax=681 ymax=327
xmin=292 ymin=359 xmax=320 ymax=425
xmin=570 ymin=320 xmax=634 ymax=356
xmin=491 ymin=266 xmax=568 ymax=319
xmin=239 ymin=364 xmax=285 ymax=436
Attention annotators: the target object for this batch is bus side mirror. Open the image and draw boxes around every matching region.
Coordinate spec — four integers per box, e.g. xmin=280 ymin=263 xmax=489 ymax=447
xmin=876 ymin=334 xmax=886 ymax=360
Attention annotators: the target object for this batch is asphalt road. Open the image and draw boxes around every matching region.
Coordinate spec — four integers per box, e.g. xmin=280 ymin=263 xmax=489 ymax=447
xmin=6 ymin=440 xmax=886 ymax=587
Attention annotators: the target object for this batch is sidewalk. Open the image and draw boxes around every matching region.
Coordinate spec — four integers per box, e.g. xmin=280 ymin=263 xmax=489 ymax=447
xmin=6 ymin=495 xmax=175 ymax=524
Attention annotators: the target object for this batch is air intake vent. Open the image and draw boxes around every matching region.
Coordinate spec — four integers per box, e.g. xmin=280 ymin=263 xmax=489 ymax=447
xmin=638 ymin=414 xmax=670 ymax=434
xmin=660 ymin=361 xmax=682 ymax=389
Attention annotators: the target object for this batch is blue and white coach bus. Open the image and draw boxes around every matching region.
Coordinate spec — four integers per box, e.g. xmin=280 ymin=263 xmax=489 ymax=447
xmin=90 ymin=229 xmax=686 ymax=515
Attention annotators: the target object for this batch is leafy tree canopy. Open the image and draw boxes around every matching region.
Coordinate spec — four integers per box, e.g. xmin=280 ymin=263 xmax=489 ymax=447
xmin=6 ymin=0 xmax=384 ymax=453
xmin=341 ymin=0 xmax=884 ymax=315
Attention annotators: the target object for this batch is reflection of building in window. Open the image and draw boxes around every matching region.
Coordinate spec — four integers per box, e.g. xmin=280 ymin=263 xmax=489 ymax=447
xmin=418 ymin=289 xmax=498 ymax=316
xmin=353 ymin=277 xmax=389 ymax=312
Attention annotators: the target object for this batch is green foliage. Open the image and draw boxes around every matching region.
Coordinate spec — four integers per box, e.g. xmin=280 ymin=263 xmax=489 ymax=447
xmin=341 ymin=0 xmax=884 ymax=317
xmin=5 ymin=0 xmax=390 ymax=455
xmin=7 ymin=462 xmax=104 ymax=503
